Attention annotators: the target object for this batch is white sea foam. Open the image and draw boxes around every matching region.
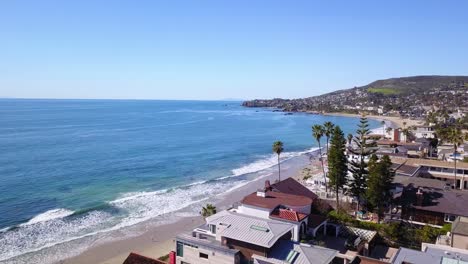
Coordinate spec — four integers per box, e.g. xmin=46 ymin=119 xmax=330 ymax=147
xmin=231 ymin=147 xmax=320 ymax=176
xmin=20 ymin=208 xmax=75 ymax=226
xmin=0 ymin=178 xmax=245 ymax=262
xmin=370 ymin=125 xmax=386 ymax=135
xmin=0 ymin=148 xmax=316 ymax=262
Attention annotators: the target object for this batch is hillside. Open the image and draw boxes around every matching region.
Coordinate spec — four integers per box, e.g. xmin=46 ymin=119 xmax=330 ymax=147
xmin=242 ymin=76 xmax=468 ymax=116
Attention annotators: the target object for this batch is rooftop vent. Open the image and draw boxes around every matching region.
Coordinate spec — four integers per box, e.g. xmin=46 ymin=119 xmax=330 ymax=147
xmin=257 ymin=189 xmax=266 ymax=197
xmin=250 ymin=225 xmax=269 ymax=232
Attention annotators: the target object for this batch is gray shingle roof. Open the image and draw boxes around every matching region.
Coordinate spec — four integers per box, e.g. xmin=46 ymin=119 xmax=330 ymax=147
xmin=206 ymin=210 xmax=295 ymax=248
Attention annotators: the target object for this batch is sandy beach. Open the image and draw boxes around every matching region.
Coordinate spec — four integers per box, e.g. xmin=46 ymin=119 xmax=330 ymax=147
xmin=61 ymin=154 xmax=317 ymax=264
xmin=323 ymin=112 xmax=424 ymax=129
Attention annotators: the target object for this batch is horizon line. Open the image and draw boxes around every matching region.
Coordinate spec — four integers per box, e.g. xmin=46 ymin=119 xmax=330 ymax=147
xmin=0 ymin=97 xmax=247 ymax=102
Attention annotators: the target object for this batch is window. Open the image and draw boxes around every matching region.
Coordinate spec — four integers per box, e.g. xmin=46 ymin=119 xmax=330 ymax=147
xmin=444 ymin=214 xmax=457 ymax=222
xmin=210 ymin=224 xmax=216 ymax=234
xmin=199 ymin=252 xmax=209 ymax=259
xmin=176 ymin=241 xmax=184 ymax=257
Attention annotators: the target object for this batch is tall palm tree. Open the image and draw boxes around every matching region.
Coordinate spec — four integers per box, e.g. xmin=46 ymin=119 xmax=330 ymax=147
xmin=323 ymin=122 xmax=335 ymax=154
xmin=312 ymin=124 xmax=327 ymax=192
xmin=401 ymin=127 xmax=410 ymax=142
xmin=386 ymin=127 xmax=393 ymax=139
xmin=272 ymin=141 xmax=284 ymax=182
xmin=448 ymin=128 xmax=467 ymax=189
xmin=201 ymin=204 xmax=217 ymax=218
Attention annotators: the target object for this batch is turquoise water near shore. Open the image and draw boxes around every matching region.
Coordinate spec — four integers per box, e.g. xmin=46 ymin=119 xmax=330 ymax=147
xmin=0 ymin=99 xmax=379 ymax=262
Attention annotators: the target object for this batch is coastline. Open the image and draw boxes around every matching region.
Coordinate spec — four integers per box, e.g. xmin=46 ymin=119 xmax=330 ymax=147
xmin=322 ymin=112 xmax=424 ymax=129
xmin=0 ymin=108 xmax=387 ymax=264
xmin=61 ymin=154 xmax=315 ymax=264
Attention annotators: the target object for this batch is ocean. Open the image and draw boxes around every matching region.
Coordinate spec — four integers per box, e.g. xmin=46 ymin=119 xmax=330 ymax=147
xmin=0 ymin=99 xmax=379 ymax=263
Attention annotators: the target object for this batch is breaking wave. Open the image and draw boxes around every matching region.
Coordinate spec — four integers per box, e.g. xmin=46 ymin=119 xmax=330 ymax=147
xmin=0 ymin=147 xmax=316 ymax=262
xmin=231 ymin=147 xmax=320 ymax=176
xmin=20 ymin=209 xmax=75 ymax=226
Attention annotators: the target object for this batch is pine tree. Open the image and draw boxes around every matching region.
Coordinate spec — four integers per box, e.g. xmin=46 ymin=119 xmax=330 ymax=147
xmin=366 ymin=154 xmax=395 ymax=223
xmin=348 ymin=117 xmax=377 ymax=211
xmin=328 ymin=126 xmax=348 ymax=210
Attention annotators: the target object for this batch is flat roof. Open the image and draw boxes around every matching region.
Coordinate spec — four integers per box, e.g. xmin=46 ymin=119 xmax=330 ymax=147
xmin=123 ymin=253 xmax=167 ymax=264
xmin=452 ymin=216 xmax=468 ymax=236
xmin=392 ymin=247 xmax=442 ymax=264
xmin=242 ymin=190 xmax=312 ymax=210
xmin=205 ymin=210 xmax=295 ymax=248
xmin=393 ymin=175 xmax=446 ymax=189
xmin=392 ymin=163 xmax=421 ymax=176
xmin=176 ymin=232 xmax=239 ymax=256
xmin=396 ymin=158 xmax=468 ymax=170
xmin=423 ymin=244 xmax=468 ymax=263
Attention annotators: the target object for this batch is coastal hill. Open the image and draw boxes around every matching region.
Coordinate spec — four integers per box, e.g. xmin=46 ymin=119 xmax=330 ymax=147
xmin=242 ymin=76 xmax=468 ymax=115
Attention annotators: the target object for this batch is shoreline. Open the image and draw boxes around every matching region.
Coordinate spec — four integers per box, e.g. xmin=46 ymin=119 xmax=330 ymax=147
xmin=2 ymin=112 xmax=382 ymax=264
xmin=60 ymin=154 xmax=316 ymax=264
xmin=322 ymin=112 xmax=424 ymax=129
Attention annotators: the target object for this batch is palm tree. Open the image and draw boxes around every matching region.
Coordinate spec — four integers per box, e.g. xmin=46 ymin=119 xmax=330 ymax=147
xmin=385 ymin=127 xmax=393 ymax=139
xmin=448 ymin=128 xmax=467 ymax=189
xmin=381 ymin=120 xmax=386 ymax=137
xmin=201 ymin=204 xmax=217 ymax=217
xmin=272 ymin=141 xmax=284 ymax=182
xmin=402 ymin=121 xmax=407 ymax=129
xmin=312 ymin=124 xmax=327 ymax=192
xmin=401 ymin=127 xmax=410 ymax=142
xmin=323 ymin=122 xmax=335 ymax=154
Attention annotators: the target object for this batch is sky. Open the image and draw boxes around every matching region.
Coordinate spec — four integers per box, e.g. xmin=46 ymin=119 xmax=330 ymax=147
xmin=1 ymin=0 xmax=468 ymax=100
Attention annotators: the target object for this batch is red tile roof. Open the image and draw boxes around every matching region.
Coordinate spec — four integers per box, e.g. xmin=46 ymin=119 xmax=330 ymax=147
xmin=271 ymin=178 xmax=318 ymax=201
xmin=123 ymin=253 xmax=167 ymax=264
xmin=270 ymin=208 xmax=308 ymax=222
xmin=242 ymin=190 xmax=312 ymax=210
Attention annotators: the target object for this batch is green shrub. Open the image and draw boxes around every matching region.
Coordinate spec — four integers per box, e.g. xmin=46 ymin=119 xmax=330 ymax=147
xmin=158 ymin=254 xmax=169 ymax=261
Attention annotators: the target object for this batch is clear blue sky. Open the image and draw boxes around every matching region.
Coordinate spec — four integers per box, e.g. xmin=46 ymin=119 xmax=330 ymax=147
xmin=1 ymin=0 xmax=467 ymax=100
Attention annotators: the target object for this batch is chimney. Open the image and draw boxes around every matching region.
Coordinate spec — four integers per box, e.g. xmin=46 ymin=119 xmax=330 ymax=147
xmin=169 ymin=251 xmax=176 ymax=264
xmin=394 ymin=129 xmax=400 ymax=142
xmin=416 ymin=188 xmax=424 ymax=206
xmin=265 ymin=180 xmax=272 ymax=191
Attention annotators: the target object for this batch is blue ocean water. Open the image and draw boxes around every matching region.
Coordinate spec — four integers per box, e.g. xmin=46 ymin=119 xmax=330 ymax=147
xmin=0 ymin=99 xmax=379 ymax=262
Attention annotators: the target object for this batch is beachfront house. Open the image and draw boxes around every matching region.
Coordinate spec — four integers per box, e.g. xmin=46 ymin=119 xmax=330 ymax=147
xmin=393 ymin=176 xmax=468 ymax=226
xmin=413 ymin=125 xmax=436 ymax=139
xmin=389 ymin=157 xmax=468 ymax=190
xmin=174 ymin=178 xmax=332 ymax=264
xmin=175 ymin=210 xmax=296 ymax=264
xmin=237 ymin=179 xmax=328 ymax=239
